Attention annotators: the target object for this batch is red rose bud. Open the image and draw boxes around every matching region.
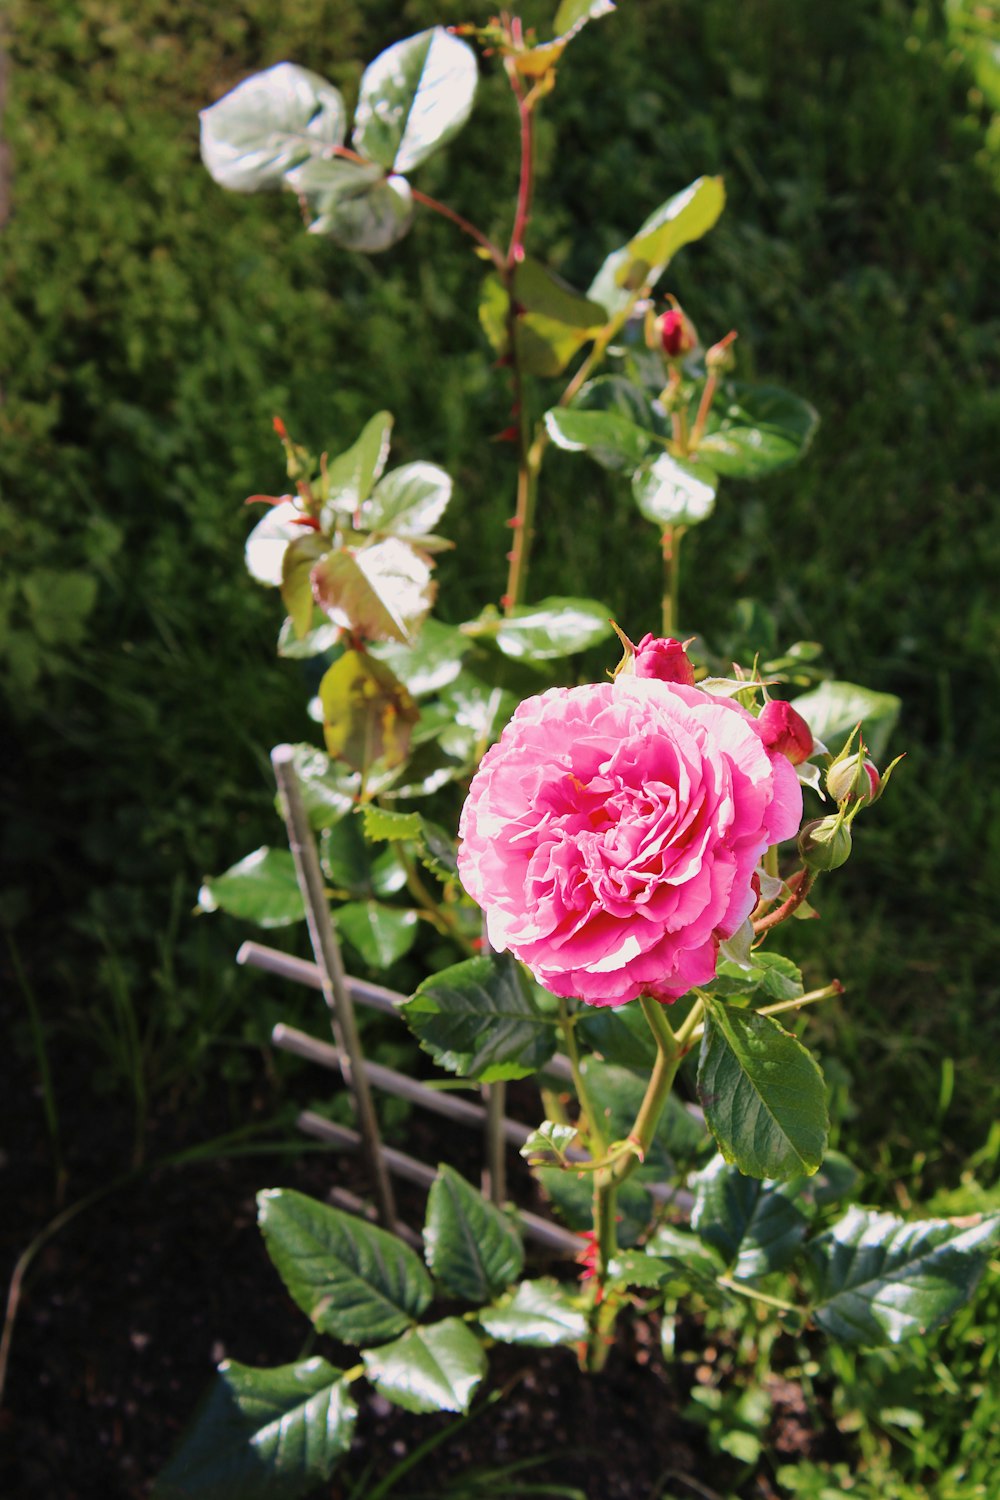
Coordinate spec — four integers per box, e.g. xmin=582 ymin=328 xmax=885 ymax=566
xmin=798 ymin=815 xmax=852 ymax=871
xmin=826 ymin=756 xmax=880 ymax=807
xmin=633 ymin=633 xmax=696 ymax=687
xmin=656 ymin=308 xmax=695 ymax=359
xmin=757 ymin=700 xmax=815 ymax=766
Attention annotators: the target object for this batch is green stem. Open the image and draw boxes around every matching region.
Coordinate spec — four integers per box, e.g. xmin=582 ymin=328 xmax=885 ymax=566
xmin=558 ymin=997 xmax=605 ymax=1154
xmin=399 ymin=850 xmax=476 ymax=957
xmin=661 ymin=525 xmax=684 ymax=636
xmin=501 ymin=90 xmax=539 ymax=613
xmin=674 ymin=992 xmax=706 ymax=1051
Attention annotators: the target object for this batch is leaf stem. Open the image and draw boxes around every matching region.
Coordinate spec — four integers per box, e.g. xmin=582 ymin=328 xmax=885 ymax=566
xmin=557 ymin=996 xmax=605 ymax=1155
xmin=753 ymin=868 xmax=815 ymax=937
xmin=501 ymin=88 xmax=539 ymax=613
xmin=683 ymin=982 xmax=843 ymax=1045
xmin=716 ymin=1276 xmax=801 ymax=1314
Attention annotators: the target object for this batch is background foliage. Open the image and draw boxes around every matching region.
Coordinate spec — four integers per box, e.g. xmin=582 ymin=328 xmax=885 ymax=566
xmin=3 ymin=0 xmax=998 ymax=1205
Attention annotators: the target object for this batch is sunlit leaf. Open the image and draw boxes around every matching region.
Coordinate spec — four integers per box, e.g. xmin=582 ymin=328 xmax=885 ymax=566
xmin=319 ymin=649 xmax=419 ymax=772
xmin=197 ymin=848 xmax=304 ymax=929
xmin=245 ymin=499 xmax=311 ymax=587
xmin=697 ymin=385 xmax=819 ymax=479
xmin=589 ymin=176 xmax=726 ymax=316
xmin=362 ymin=1318 xmax=487 ymax=1414
xmin=477 ymin=1278 xmax=587 ymax=1347
xmin=632 ymin=452 xmax=718 ymax=528
xmin=789 ymin=680 xmax=900 ymax=762
xmin=363 ymin=462 xmax=453 ymax=537
xmin=321 ymin=412 xmax=393 ymax=520
xmin=353 ymin=28 xmax=478 ymax=174
xmin=313 ymin=539 xmax=435 ymax=643
xmin=200 ymin=63 xmax=346 ymax=193
xmin=309 ymin=173 xmax=413 ymax=253
xmin=479 ymin=258 xmax=606 ymax=377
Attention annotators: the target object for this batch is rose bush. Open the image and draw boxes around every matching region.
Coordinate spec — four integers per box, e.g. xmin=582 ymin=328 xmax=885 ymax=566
xmin=458 ymin=677 xmax=802 ymax=1006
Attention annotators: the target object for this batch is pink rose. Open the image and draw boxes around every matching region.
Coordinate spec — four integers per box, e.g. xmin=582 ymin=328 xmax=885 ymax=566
xmin=457 ymin=679 xmax=802 ymax=1006
xmin=633 ymin=633 xmax=696 ymax=687
xmin=756 ymin=699 xmax=814 ymax=767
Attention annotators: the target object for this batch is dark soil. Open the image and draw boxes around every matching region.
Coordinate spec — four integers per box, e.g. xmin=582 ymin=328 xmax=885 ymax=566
xmin=2 ymin=1046 xmax=840 ymax=1500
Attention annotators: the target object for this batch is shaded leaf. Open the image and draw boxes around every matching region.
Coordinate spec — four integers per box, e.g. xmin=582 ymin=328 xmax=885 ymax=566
xmin=697 ymin=996 xmax=828 ymax=1180
xmin=806 ymin=1207 xmax=1000 ymax=1345
xmin=644 ymin=1222 xmax=728 ymax=1287
xmin=403 ymin=953 xmax=556 ymax=1083
xmin=520 ymin=1120 xmax=578 ymax=1162
xmin=533 ymin=1165 xmax=651 ymax=1247
xmin=281 ymin=533 xmax=329 ymax=640
xmin=478 ymin=1278 xmax=587 ymax=1347
xmin=335 ymin=900 xmax=418 ymax=967
xmin=544 ymin=407 xmax=658 ymax=472
xmin=362 ymin=1318 xmax=487 ymax=1414
xmin=479 ymin=258 xmax=606 ymax=376
xmin=319 ymin=813 xmax=371 ymax=895
xmin=154 ymin=1357 xmax=356 ymax=1499
xmin=200 ymin=63 xmax=346 ymax=193
xmin=353 ymin=28 xmax=478 ymax=174
xmin=424 ymin=1163 xmax=524 ymax=1302
xmin=632 ymin=452 xmax=718 ymax=528
xmin=197 ymin=848 xmax=304 ymax=929
xmin=698 ymin=385 xmax=819 ymax=479
xmin=321 ymin=412 xmax=393 ymax=519
xmin=257 ymin=1189 xmax=431 ymax=1344
xmin=589 ymin=176 xmax=726 ymax=316
xmin=691 ymin=1155 xmax=810 ymax=1279
xmin=290 ymin=745 xmax=358 ymax=830
xmin=712 ymin=953 xmax=804 ymax=1001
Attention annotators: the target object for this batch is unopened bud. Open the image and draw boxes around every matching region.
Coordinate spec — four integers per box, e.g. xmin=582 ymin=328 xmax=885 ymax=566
xmin=633 ymin=633 xmax=696 ymax=686
xmin=757 ymin=700 xmax=815 ymax=766
xmin=798 ymin=816 xmax=852 ymax=871
xmin=827 ymin=756 xmax=880 ymax=807
xmin=655 ymin=308 xmax=695 ymax=360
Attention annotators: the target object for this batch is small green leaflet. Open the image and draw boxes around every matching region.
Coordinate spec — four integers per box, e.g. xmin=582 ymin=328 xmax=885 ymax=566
xmin=491 ymin=597 xmax=614 ymax=661
xmin=352 ymin=28 xmax=478 ymax=174
xmin=519 ymin=1120 xmax=578 ymax=1162
xmin=477 ymin=1278 xmax=587 ymax=1347
xmin=362 ymin=1317 xmax=487 ymax=1414
xmin=197 ymin=848 xmax=305 ymax=929
xmin=588 ymin=176 xmax=726 ymax=317
xmin=424 ymin=1163 xmax=524 ymax=1303
xmin=200 ymin=63 xmax=346 ymax=193
xmin=632 ymin=452 xmax=718 ymax=528
xmin=362 ymin=806 xmax=424 ymax=842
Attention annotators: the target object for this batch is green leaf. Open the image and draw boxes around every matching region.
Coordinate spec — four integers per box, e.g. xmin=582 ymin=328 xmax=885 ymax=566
xmin=353 ymin=28 xmax=478 ymax=174
xmin=362 ymin=1317 xmax=487 ymax=1414
xmin=154 ymin=1357 xmax=356 ymax=1499
xmin=489 ymin=597 xmax=613 ymax=661
xmin=197 ymin=848 xmax=304 ymax=929
xmin=632 ymin=452 xmax=718 ymax=528
xmin=363 ymin=462 xmax=453 ymax=538
xmin=281 ymin=533 xmax=328 ymax=640
xmin=713 ymin=953 xmax=804 ymax=1001
xmin=257 ymin=1189 xmax=432 ymax=1344
xmin=319 ymin=650 xmax=419 ymax=773
xmin=643 ymin=1222 xmax=727 ymax=1287
xmin=424 ymin=1164 xmax=524 ymax=1302
xmin=789 ymin=680 xmax=901 ymax=762
xmin=245 ymin=499 xmax=310 ymax=587
xmin=533 ymin=1166 xmax=651 ymax=1247
xmin=277 ymin=611 xmax=342 ymax=660
xmin=806 ymin=1207 xmax=1000 ymax=1345
xmin=588 ymin=176 xmax=726 ymax=316
xmin=319 ymin=814 xmax=371 ymax=895
xmin=416 ymin=821 xmax=459 ymax=882
xmin=322 ymin=412 xmax=393 ymax=518
xmin=691 ymin=1156 xmax=810 ymax=1279
xmin=697 ymin=996 xmax=829 ymax=1180
xmin=477 ymin=1278 xmax=587 ymax=1347
xmin=361 ymin=805 xmax=424 ymax=842
xmin=403 ymin=954 xmax=557 ymax=1083
xmin=580 ymin=1058 xmax=676 ymax=1173
xmin=313 ymin=540 xmax=435 ymax=644
xmin=479 ymin=258 xmax=607 ymax=377
xmin=519 ymin=1120 xmax=579 ymax=1162
xmin=698 ymin=385 xmax=819 ymax=479
xmin=200 ymin=63 xmax=346 ymax=193
xmin=290 ymin=745 xmax=358 ymax=830
xmin=544 ymin=408 xmax=658 ymax=472
xmin=310 ymin=173 xmax=414 ymax=254
xmin=554 ymin=0 xmax=616 ymax=34
xmin=369 ymin=618 xmax=468 ymax=697
xmin=335 ymin=900 xmax=418 ymax=967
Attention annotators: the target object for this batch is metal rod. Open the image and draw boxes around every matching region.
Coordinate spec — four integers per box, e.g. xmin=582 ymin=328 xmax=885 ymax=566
xmin=271 ymin=745 xmax=397 ymax=1231
xmin=297 ymin=1112 xmax=585 ymax=1254
xmin=483 ymin=1083 xmax=507 ymax=1206
xmin=273 ymin=1023 xmax=529 ymax=1146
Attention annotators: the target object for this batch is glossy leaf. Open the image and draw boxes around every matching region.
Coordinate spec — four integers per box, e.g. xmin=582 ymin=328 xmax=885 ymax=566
xmin=257 ymin=1189 xmax=431 ymax=1344
xmin=311 ymin=173 xmax=414 ymax=253
xmin=290 ymin=745 xmax=358 ymax=830
xmin=361 ymin=805 xmax=424 ymax=842
xmin=277 ymin=611 xmax=341 ymax=660
xmin=319 ymin=814 xmax=371 ymax=895
xmin=478 ymin=1278 xmax=587 ymax=1347
xmin=335 ymin=899 xmax=418 ymax=967
xmin=698 ymin=995 xmax=828 ymax=1180
xmin=200 ymin=63 xmax=346 ymax=193
xmin=313 ymin=539 xmax=435 ymax=644
xmin=321 ymin=412 xmax=393 ymax=519
xmin=488 ymin=597 xmax=613 ymax=661
xmin=806 ymin=1207 xmax=1000 ymax=1345
xmin=589 ymin=176 xmax=726 ymax=316
xmin=154 ymin=1357 xmax=356 ymax=1499
xmin=281 ymin=533 xmax=328 ymax=640
xmin=789 ymin=679 xmax=901 ymax=762
xmin=245 ymin=499 xmax=311 ymax=587
xmin=362 ymin=462 xmax=453 ymax=538
xmin=691 ymin=1156 xmax=810 ymax=1279
xmin=712 ymin=952 xmax=804 ymax=1001
xmin=424 ymin=1164 xmax=524 ymax=1302
xmin=698 ymin=385 xmax=819 ymax=479
xmin=362 ymin=1317 xmax=487 ymax=1414
xmin=554 ymin=0 xmax=616 ymax=33
xmin=416 ymin=820 xmax=459 ymax=882
xmin=370 ymin=619 xmax=468 ymax=697
xmin=319 ymin=650 xmax=419 ymax=773
xmin=197 ymin=848 xmax=304 ymax=929
xmin=519 ymin=1120 xmax=579 ymax=1162
xmin=632 ymin=452 xmax=718 ymax=528
xmin=403 ymin=953 xmax=556 ymax=1082
xmin=643 ymin=1222 xmax=728 ymax=1287
xmin=479 ymin=258 xmax=606 ymax=376
xmin=544 ymin=408 xmax=658 ymax=472
xmin=353 ymin=28 xmax=478 ymax=174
